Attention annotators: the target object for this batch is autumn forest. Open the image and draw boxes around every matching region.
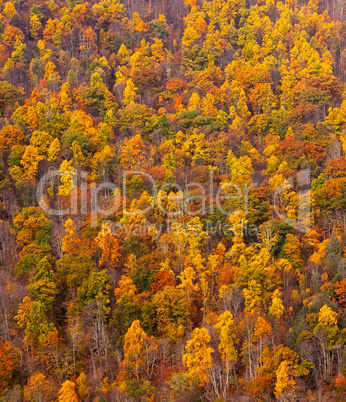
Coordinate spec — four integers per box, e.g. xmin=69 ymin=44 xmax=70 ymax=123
xmin=0 ymin=0 xmax=346 ymax=400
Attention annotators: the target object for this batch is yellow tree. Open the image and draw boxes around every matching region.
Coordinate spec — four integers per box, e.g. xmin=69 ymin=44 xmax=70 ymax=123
xmin=44 ymin=61 xmax=61 ymax=89
xmin=151 ymin=38 xmax=166 ymax=62
xmin=243 ymin=280 xmax=262 ymax=312
xmin=117 ymin=44 xmax=132 ymax=63
xmin=47 ymin=138 xmax=60 ymax=162
xmin=275 ymin=360 xmax=297 ymax=400
xmin=27 ymin=257 xmax=59 ymax=311
xmin=201 ymin=93 xmax=218 ymax=117
xmin=119 ymin=320 xmax=158 ymax=385
xmin=188 ymin=92 xmax=201 ymax=111
xmin=281 ymin=234 xmax=304 ymax=287
xmin=255 ymin=344 xmax=311 ymax=398
xmin=71 ymin=141 xmax=85 ymax=166
xmin=62 ymin=218 xmax=78 ymax=253
xmin=203 ymin=0 xmax=244 ymax=29
xmin=214 ymin=311 xmax=238 ymax=397
xmin=58 ymin=380 xmax=78 ymax=402
xmin=183 ymin=327 xmax=214 ymax=387
xmin=182 ymin=26 xmax=200 ymax=47
xmin=132 ymin=12 xmax=147 ymax=32
xmin=215 ymin=311 xmax=238 ymax=365
xmin=123 ymin=78 xmax=137 ymax=106
xmin=30 ymin=15 xmax=42 ymax=39
xmin=3 ymin=2 xmax=16 ymax=19
xmin=182 ymin=129 xmax=209 ymax=164
xmin=114 ymin=274 xmax=138 ymax=304
xmin=120 ymin=134 xmax=145 ymax=169
xmin=207 ymin=242 xmax=225 ymax=306
xmin=313 ymin=305 xmax=339 ymax=381
xmin=318 ymin=304 xmax=338 ymax=327
xmin=58 ymin=160 xmax=76 ymax=196
xmin=269 ymin=290 xmax=285 ymax=320
xmin=21 ymin=146 xmax=44 ymax=181
xmin=122 ymin=320 xmax=146 ymax=381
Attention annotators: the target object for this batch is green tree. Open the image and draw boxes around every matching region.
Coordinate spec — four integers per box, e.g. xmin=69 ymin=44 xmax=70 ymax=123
xmin=27 ymin=257 xmax=59 ymax=310
xmin=76 ymin=372 xmax=89 ymax=400
xmin=15 ymin=297 xmax=57 ymax=349
xmin=152 ymin=285 xmax=191 ymax=341
xmin=75 ymin=269 xmax=112 ymax=314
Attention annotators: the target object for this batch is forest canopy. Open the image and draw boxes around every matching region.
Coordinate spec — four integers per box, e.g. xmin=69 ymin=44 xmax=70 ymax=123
xmin=0 ymin=0 xmax=346 ymax=400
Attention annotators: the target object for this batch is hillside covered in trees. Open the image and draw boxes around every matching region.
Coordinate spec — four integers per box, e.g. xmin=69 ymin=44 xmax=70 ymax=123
xmin=1 ymin=0 xmax=346 ymax=400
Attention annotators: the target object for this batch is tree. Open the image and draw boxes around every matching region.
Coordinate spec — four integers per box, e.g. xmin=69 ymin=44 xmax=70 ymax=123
xmin=120 ymin=134 xmax=145 ymax=169
xmin=334 ymin=278 xmax=346 ymax=312
xmin=56 ymin=219 xmax=96 ymax=292
xmin=56 ymin=252 xmax=96 ymax=291
xmin=248 ymin=344 xmax=311 ymax=399
xmin=75 ymin=269 xmax=112 ymax=314
xmin=132 ymin=12 xmax=147 ymax=32
xmin=151 ymin=269 xmax=176 ymax=293
xmin=152 ymin=285 xmax=191 ymax=341
xmin=213 ymin=311 xmax=238 ymax=399
xmin=30 ymin=15 xmax=42 ymax=38
xmin=188 ymin=93 xmax=201 ymax=111
xmin=203 ymin=0 xmax=245 ymax=29
xmin=118 ymin=102 xmax=152 ymax=135
xmin=76 ymin=372 xmax=89 ymax=400
xmin=281 ymin=234 xmax=304 ymax=286
xmin=95 ymin=222 xmax=121 ymax=268
xmin=62 ymin=219 xmax=78 ymax=254
xmin=253 ymin=316 xmax=272 ymax=359
xmin=318 ymin=304 xmax=337 ymax=327
xmin=15 ymin=297 xmax=57 ymax=349
xmin=243 ymin=280 xmax=262 ymax=312
xmin=23 ymin=372 xmax=52 ymax=402
xmin=47 ymin=138 xmax=60 ymax=161
xmin=91 ymin=0 xmax=125 ymax=25
xmin=11 ymin=207 xmax=53 ymax=277
xmin=324 ymin=232 xmax=345 ymax=277
xmin=0 ymin=126 xmax=25 ymax=152
xmin=123 ymin=78 xmax=137 ymax=106
xmin=58 ymin=380 xmax=78 ymax=402
xmin=0 ymin=342 xmax=19 ymax=395
xmin=3 ymin=2 xmax=16 ymax=19
xmin=182 ymin=26 xmax=200 ymax=48
xmin=27 ymin=257 xmax=59 ymax=310
xmin=118 ymin=319 xmax=158 ymax=398
xmin=151 ymin=38 xmax=166 ymax=62
xmin=58 ymin=160 xmax=76 ymax=196
xmin=269 ymin=290 xmax=285 ymax=319
xmin=0 ymin=81 xmax=23 ymax=115
xmin=275 ymin=360 xmax=297 ymax=400
xmin=215 ymin=311 xmax=238 ymax=364
xmin=21 ymin=146 xmax=44 ymax=181
xmin=183 ymin=327 xmax=214 ymax=387
xmin=201 ymin=93 xmax=218 ymax=117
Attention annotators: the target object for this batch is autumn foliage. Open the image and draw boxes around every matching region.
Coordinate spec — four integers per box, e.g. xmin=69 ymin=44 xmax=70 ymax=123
xmin=0 ymin=0 xmax=345 ymax=400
